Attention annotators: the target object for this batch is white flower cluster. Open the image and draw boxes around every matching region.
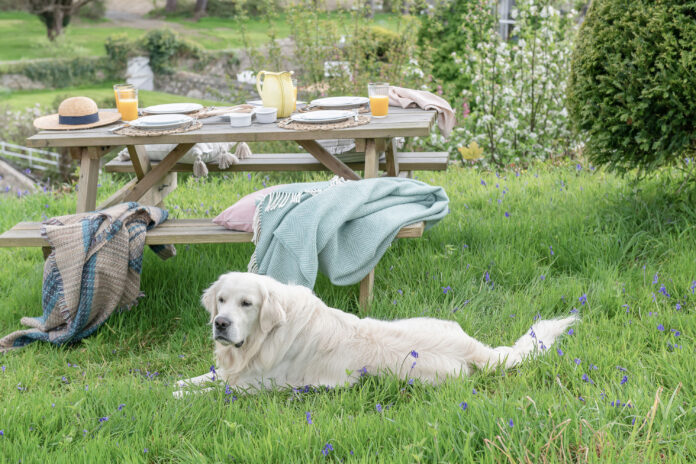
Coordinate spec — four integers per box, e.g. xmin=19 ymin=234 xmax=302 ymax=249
xmin=444 ymin=0 xmax=580 ymax=166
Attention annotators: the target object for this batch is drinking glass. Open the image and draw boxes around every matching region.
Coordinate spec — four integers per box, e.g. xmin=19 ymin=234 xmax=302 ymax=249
xmin=116 ymin=86 xmax=138 ymax=121
xmin=368 ymin=82 xmax=389 ymax=118
xmin=113 ymin=84 xmax=134 ymax=114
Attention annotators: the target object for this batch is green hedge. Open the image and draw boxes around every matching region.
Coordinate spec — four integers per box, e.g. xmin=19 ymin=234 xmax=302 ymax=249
xmin=0 ymin=57 xmax=116 ymax=88
xmin=568 ymin=0 xmax=696 ymax=174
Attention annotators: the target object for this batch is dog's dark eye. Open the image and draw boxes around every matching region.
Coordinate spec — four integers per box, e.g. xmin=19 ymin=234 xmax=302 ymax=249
xmin=241 ymin=299 xmax=252 ymax=307
xmin=218 ymin=297 xmax=225 ymax=304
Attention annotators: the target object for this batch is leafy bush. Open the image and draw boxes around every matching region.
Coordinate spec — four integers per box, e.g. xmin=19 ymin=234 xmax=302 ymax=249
xmin=567 ymin=0 xmax=696 ymax=175
xmin=105 ymin=29 xmax=206 ymax=75
xmin=76 ymin=0 xmax=106 ymax=20
xmin=416 ymin=0 xmax=496 ymax=99
xmin=1 ymin=56 xmax=113 ymax=88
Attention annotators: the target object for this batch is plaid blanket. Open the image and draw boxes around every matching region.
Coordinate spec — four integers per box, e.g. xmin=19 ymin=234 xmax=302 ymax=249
xmin=0 ymin=202 xmax=174 ymax=352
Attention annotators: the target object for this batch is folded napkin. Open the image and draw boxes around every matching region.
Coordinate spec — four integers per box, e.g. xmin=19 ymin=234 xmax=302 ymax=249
xmin=388 ymin=86 xmax=456 ymax=138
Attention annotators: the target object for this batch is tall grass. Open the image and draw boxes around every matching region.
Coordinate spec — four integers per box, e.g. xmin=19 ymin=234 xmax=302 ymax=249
xmin=0 ymin=164 xmax=694 ymax=462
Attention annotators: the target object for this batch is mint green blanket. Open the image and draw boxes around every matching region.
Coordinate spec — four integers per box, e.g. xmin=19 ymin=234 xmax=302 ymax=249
xmin=249 ymin=177 xmax=449 ymax=288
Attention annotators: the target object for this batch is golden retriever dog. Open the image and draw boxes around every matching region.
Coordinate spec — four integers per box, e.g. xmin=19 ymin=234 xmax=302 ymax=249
xmin=174 ymin=272 xmax=577 ymax=396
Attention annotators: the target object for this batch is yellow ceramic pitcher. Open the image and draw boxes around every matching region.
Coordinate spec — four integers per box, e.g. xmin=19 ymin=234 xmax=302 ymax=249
xmin=256 ymin=71 xmax=295 ymax=118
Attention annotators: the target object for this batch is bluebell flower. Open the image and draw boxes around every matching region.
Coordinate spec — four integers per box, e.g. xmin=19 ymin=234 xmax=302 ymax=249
xmin=653 ymin=273 xmax=659 ymax=284
xmin=574 ymin=358 xmax=581 ymax=365
xmin=508 ymin=419 xmax=514 ymax=428
xmin=504 ymin=211 xmax=510 ymax=218
xmin=98 ymin=416 xmax=109 ymax=423
xmin=306 ymin=412 xmax=312 ymax=425
xmin=690 ymin=281 xmax=696 ymax=294
xmin=484 ymin=271 xmax=490 ymax=282
xmin=581 ymin=374 xmax=593 ymax=384
xmin=675 ymin=303 xmax=682 ymax=311
xmin=480 ymin=179 xmax=486 ymax=186
xmin=557 ymin=348 xmax=564 ymax=356
xmin=322 ymin=443 xmax=333 ymax=456
xmin=671 ymin=329 xmax=681 ymax=337
xmin=408 ymin=379 xmax=414 ymax=385
xmin=620 ymin=375 xmax=628 ymax=385
xmin=549 ymin=246 xmax=555 ymax=256
xmin=472 ymin=388 xmax=477 ymax=395
xmin=359 ymin=366 xmax=368 ymax=377
xmin=376 ymin=403 xmax=382 ymax=413
xmin=579 ymin=294 xmax=587 ymax=305
xmin=118 ymin=404 xmax=125 ymax=411
xmin=657 ymin=324 xmax=665 ymax=331
xmin=460 ymin=402 xmax=468 ymax=411
xmin=659 ymin=285 xmax=670 ymax=297
xmin=411 ymin=350 xmax=419 ymax=359
xmin=568 ymin=328 xmax=574 ymax=335
xmin=441 ymin=286 xmax=451 ymax=294
xmin=540 ymin=275 xmax=546 ymax=281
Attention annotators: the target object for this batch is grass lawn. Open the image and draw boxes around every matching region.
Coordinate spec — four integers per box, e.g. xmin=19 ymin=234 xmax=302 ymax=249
xmin=0 ymin=84 xmax=224 ymax=111
xmin=0 ymin=11 xmax=404 ymax=62
xmin=0 ymin=164 xmax=694 ymax=462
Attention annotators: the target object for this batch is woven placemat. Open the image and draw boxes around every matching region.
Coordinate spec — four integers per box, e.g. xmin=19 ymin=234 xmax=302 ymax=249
xmin=278 ymin=114 xmax=371 ymax=131
xmin=114 ymin=120 xmax=202 ymax=137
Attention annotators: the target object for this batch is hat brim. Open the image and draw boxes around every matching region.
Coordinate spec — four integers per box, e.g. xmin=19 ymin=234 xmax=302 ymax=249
xmin=33 ymin=111 xmax=122 ymax=131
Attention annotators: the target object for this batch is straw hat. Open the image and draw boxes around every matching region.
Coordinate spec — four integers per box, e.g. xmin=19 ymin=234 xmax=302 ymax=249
xmin=33 ymin=96 xmax=121 ymax=130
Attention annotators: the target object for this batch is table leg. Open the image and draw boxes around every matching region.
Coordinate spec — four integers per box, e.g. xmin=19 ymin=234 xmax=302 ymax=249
xmin=123 ymin=143 xmax=193 ymax=203
xmin=76 ymin=147 xmax=101 ymax=213
xmin=384 ymin=138 xmax=400 ymax=177
xmin=358 ymin=137 xmax=382 ymax=311
xmin=364 ymin=138 xmax=380 ymax=179
xmin=296 ymin=140 xmax=361 ymax=180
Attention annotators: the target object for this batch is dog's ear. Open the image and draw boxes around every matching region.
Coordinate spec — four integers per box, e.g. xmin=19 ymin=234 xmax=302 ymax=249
xmin=201 ymin=281 xmax=218 ymax=323
xmin=259 ymin=286 xmax=287 ymax=333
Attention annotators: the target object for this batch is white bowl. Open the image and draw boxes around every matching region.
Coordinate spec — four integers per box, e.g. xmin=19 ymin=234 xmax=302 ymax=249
xmin=255 ymin=107 xmax=277 ymax=124
xmin=228 ymin=112 xmax=252 ymax=127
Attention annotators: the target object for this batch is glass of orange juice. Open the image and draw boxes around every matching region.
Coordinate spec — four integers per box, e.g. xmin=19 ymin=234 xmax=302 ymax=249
xmin=116 ymin=86 xmax=138 ymax=121
xmin=113 ymin=84 xmax=133 ymax=114
xmin=368 ymin=82 xmax=389 ymax=118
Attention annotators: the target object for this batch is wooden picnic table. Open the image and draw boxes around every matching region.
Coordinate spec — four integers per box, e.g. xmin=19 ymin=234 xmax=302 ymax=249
xmin=9 ymin=106 xmax=446 ymax=308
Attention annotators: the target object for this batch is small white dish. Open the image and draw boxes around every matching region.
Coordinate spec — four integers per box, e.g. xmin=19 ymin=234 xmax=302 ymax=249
xmin=290 ymin=110 xmax=354 ymax=124
xmin=228 ymin=112 xmax=252 ymax=127
xmin=129 ymin=114 xmax=193 ymax=130
xmin=310 ymin=96 xmax=369 ymax=109
xmin=142 ymin=103 xmax=203 ymax=115
xmin=255 ymin=107 xmax=277 ymax=124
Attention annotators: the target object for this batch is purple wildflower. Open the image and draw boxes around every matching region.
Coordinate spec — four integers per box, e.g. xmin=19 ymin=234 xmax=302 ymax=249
xmin=472 ymin=388 xmax=477 ymax=395
xmin=576 ymin=164 xmax=582 ymax=171
xmin=504 ymin=211 xmax=510 ymax=218
xmin=550 ymin=245 xmax=555 ymax=255
xmin=657 ymin=324 xmax=665 ymax=331
xmin=460 ymin=402 xmax=468 ymax=411
xmin=411 ymin=350 xmax=419 ymax=359
xmin=590 ymin=364 xmax=598 ymax=370
xmin=574 ymin=358 xmax=581 ymax=365
xmin=620 ymin=375 xmax=628 ymax=385
xmin=508 ymin=419 xmax=514 ymax=428
xmin=481 ymin=179 xmax=486 ymax=186
xmin=671 ymin=329 xmax=681 ymax=337
xmin=408 ymin=378 xmax=414 ymax=385
xmin=98 ymin=416 xmax=109 ymax=423
xmin=557 ymin=348 xmax=564 ymax=356
xmin=1 ymin=365 xmax=5 ymax=373
xmin=376 ymin=403 xmax=382 ymax=413
xmin=441 ymin=286 xmax=451 ymax=294
xmin=570 ymin=308 xmax=579 ymax=314
xmin=659 ymin=285 xmax=670 ymax=297
xmin=568 ymin=328 xmax=574 ymax=335
xmin=144 ymin=449 xmax=148 ymax=453
xmin=616 ymin=366 xmax=627 ymax=372
xmin=118 ymin=404 xmax=125 ymax=411
xmin=676 ymin=303 xmax=682 ymax=311
xmin=540 ymin=275 xmax=546 ymax=281
xmin=359 ymin=366 xmax=368 ymax=377
xmin=484 ymin=271 xmax=490 ymax=282
xmin=306 ymin=412 xmax=312 ymax=425
xmin=397 ymin=289 xmax=403 ymax=295
xmin=581 ymin=374 xmax=593 ymax=384
xmin=653 ymin=273 xmax=659 ymax=284
xmin=690 ymin=281 xmax=696 ymax=293
xmin=579 ymin=294 xmax=587 ymax=305
xmin=530 ymin=328 xmax=536 ymax=339
xmin=322 ymin=443 xmax=333 ymax=456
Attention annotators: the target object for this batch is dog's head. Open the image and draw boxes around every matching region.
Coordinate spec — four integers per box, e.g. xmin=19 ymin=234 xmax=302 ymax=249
xmin=201 ymin=272 xmax=287 ymax=348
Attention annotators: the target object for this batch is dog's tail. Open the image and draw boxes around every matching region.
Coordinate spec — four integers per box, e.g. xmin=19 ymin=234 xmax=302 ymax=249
xmin=474 ymin=316 xmax=578 ymax=370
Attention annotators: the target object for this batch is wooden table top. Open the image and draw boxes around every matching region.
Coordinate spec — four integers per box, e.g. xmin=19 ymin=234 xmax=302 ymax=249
xmin=26 ymin=107 xmax=437 ymax=148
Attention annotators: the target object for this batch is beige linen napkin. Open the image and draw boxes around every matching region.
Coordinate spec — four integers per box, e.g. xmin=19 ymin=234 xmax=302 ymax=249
xmin=388 ymin=86 xmax=456 ymax=138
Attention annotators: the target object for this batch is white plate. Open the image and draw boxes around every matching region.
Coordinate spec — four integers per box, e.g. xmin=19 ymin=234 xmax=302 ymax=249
xmin=129 ymin=114 xmax=193 ymax=130
xmin=290 ymin=110 xmax=354 ymax=124
xmin=310 ymin=96 xmax=369 ymax=109
xmin=247 ymin=100 xmax=307 ymax=108
xmin=142 ymin=103 xmax=203 ymax=114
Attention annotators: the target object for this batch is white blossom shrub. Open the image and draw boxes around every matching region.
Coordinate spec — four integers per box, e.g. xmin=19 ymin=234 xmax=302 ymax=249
xmin=416 ymin=0 xmax=580 ymax=167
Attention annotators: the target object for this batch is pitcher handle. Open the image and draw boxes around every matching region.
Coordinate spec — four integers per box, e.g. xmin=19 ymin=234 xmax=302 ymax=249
xmin=256 ymin=70 xmax=266 ymax=99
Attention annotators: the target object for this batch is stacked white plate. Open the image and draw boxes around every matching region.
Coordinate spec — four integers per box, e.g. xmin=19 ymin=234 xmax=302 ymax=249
xmin=290 ymin=110 xmax=355 ymax=124
xmin=142 ymin=103 xmax=203 ymax=114
xmin=310 ymin=96 xmax=369 ymax=109
xmin=129 ymin=114 xmax=193 ymax=130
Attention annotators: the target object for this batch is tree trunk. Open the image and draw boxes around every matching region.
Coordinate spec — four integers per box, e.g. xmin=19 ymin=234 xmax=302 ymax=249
xmin=165 ymin=0 xmax=178 ymax=13
xmin=193 ymin=0 xmax=208 ymax=20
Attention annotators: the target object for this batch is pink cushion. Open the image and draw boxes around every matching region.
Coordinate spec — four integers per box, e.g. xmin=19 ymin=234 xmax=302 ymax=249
xmin=213 ymin=185 xmax=282 ymax=232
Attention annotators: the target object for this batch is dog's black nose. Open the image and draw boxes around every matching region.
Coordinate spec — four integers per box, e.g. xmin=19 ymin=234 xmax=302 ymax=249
xmin=214 ymin=317 xmax=231 ymax=331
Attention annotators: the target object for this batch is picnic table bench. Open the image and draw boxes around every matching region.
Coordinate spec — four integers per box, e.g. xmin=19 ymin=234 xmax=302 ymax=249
xmin=0 ymin=107 xmax=447 ymax=309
